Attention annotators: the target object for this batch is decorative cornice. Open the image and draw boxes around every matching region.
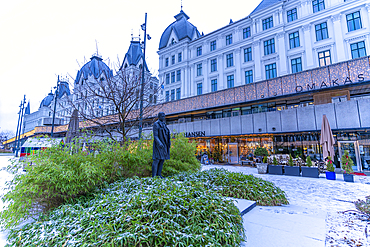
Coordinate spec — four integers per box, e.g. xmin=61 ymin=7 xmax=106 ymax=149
xmin=277 ymin=32 xmax=285 ymax=39
xmin=302 ymin=24 xmax=311 ymax=31
xmin=253 ymin=40 xmax=260 ymax=47
xmin=331 ymin=14 xmax=341 ymax=22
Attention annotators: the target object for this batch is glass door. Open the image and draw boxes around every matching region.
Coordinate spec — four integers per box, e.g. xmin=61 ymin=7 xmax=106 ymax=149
xmin=338 ymin=141 xmax=361 ymax=171
xmin=228 ymin=143 xmax=239 ymax=164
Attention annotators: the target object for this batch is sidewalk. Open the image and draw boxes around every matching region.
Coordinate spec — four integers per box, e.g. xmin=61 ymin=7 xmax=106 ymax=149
xmin=202 ymin=164 xmax=370 ymax=247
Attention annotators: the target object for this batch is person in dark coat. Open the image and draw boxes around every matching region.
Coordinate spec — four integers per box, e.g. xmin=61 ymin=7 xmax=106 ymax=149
xmin=152 ymin=112 xmax=171 ymax=178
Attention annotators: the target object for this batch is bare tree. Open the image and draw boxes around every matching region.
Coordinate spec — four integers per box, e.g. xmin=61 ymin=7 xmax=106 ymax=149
xmin=66 ymin=60 xmax=161 ymax=145
xmin=0 ymin=128 xmax=15 ymax=147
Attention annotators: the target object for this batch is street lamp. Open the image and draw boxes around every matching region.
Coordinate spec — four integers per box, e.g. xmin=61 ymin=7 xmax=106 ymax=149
xmin=14 ymin=95 xmax=26 ymax=157
xmin=138 ymin=13 xmax=150 ymax=139
xmin=51 ymin=76 xmax=60 ymax=137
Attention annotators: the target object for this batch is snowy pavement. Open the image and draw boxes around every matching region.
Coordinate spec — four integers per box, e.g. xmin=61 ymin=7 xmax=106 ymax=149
xmin=0 ymin=156 xmax=369 ymax=246
xmin=202 ymin=164 xmax=370 ymax=247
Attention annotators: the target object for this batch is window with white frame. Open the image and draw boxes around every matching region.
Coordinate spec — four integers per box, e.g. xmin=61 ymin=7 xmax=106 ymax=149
xmin=265 ymin=63 xmax=277 ymax=79
xmin=315 ymin=22 xmax=328 ymax=41
xmin=227 ymin=75 xmax=234 ymax=88
xmin=351 ymin=41 xmax=366 ymax=59
xmin=243 ymin=27 xmax=251 ymax=39
xmin=318 ymin=50 xmax=331 ymax=66
xmin=291 ymin=57 xmax=302 ymax=73
xmin=210 ymin=40 xmax=216 ymax=51
xmin=244 ymin=47 xmax=252 ymax=62
xmin=245 ymin=70 xmax=253 ymax=84
xmin=289 ymin=31 xmax=300 ymax=49
xmin=287 ymin=8 xmax=297 ymax=22
xmin=262 ymin=16 xmax=273 ymax=30
xmin=226 ymin=34 xmax=232 ymax=45
xmin=211 ymin=79 xmax=217 ymax=92
xmin=197 ymin=63 xmax=202 ymax=76
xmin=346 ymin=11 xmax=362 ymax=32
xmin=197 ymin=83 xmax=202 ymax=95
xmin=312 ymin=0 xmax=325 ymax=13
xmin=211 ymin=59 xmax=217 ymax=72
xmin=226 ymin=53 xmax=234 ymax=67
xmin=264 ymin=38 xmax=275 ymax=55
xmin=196 ymin=46 xmax=202 ymax=56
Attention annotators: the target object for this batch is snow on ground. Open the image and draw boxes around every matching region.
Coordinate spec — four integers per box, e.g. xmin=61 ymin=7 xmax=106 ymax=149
xmin=202 ymin=164 xmax=370 ymax=246
xmin=0 ymin=157 xmax=369 ymax=246
xmin=0 ymin=155 xmax=14 ymax=247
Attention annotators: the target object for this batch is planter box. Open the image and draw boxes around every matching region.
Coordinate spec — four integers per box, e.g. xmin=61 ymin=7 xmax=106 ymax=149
xmin=268 ymin=165 xmax=283 ymax=175
xmin=325 ymin=171 xmax=336 ymax=180
xmin=256 ymin=163 xmax=268 ymax=174
xmin=284 ymin=166 xmax=300 ymax=176
xmin=301 ymin=167 xmax=319 ymax=178
xmin=343 ymin=173 xmax=354 ymax=182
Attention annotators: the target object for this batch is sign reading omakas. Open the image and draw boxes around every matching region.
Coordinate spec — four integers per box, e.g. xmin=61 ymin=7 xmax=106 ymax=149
xmin=295 ymin=73 xmax=365 ymax=92
xmin=185 ymin=131 xmax=206 ymax=138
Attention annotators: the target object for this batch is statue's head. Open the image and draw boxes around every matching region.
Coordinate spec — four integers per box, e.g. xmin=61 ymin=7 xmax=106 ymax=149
xmin=158 ymin=112 xmax=165 ymax=122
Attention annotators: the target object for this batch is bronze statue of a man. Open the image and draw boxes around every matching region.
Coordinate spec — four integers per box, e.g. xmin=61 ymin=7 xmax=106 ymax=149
xmin=152 ymin=112 xmax=171 ymax=178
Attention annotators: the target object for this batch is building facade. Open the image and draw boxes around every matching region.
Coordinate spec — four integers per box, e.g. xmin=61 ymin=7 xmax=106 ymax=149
xmin=158 ymin=0 xmax=370 ymax=100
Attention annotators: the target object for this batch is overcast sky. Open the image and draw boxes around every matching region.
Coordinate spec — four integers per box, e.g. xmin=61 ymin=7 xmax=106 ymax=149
xmin=0 ymin=0 xmax=261 ymax=134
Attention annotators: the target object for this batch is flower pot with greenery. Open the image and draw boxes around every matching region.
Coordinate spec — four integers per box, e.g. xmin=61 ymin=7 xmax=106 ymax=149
xmin=268 ymin=155 xmax=283 ymax=175
xmin=341 ymin=150 xmax=354 ymax=182
xmin=284 ymin=154 xmax=300 ymax=176
xmin=255 ymin=147 xmax=268 ymax=174
xmin=325 ymin=156 xmax=336 ymax=180
xmin=301 ymin=156 xmax=319 ymax=178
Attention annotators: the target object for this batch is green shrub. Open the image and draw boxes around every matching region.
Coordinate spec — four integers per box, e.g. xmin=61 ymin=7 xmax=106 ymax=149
xmin=262 ymin=156 xmax=267 ymax=163
xmin=273 ymin=156 xmax=278 ymax=166
xmin=254 ymin=147 xmax=268 ymax=157
xmin=0 ymin=133 xmax=200 ymax=229
xmin=288 ymin=154 xmax=294 ymax=167
xmin=7 ymin=176 xmax=245 ymax=246
xmin=354 ymin=195 xmax=370 ymax=220
xmin=306 ymin=156 xmax=312 ymax=167
xmin=175 ymin=169 xmax=289 ymax=206
xmin=326 ymin=156 xmax=335 ymax=172
xmin=341 ymin=150 xmax=354 ymax=174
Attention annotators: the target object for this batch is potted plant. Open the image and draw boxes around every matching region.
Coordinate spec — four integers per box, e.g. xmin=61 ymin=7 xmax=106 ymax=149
xmin=325 ymin=156 xmax=336 ymax=180
xmin=301 ymin=156 xmax=319 ymax=178
xmin=255 ymin=147 xmax=268 ymax=174
xmin=268 ymin=155 xmax=283 ymax=175
xmin=341 ymin=150 xmax=354 ymax=182
xmin=284 ymin=154 xmax=300 ymax=176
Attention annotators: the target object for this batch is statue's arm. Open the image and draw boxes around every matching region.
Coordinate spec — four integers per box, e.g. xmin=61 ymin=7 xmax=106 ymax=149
xmin=153 ymin=123 xmax=164 ymax=148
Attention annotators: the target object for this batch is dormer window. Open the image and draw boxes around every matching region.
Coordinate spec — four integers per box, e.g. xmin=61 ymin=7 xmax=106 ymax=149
xmin=124 ymin=64 xmax=128 ymax=68
xmin=171 ymin=38 xmax=176 ymax=45
xmin=139 ymin=64 xmax=142 ymax=69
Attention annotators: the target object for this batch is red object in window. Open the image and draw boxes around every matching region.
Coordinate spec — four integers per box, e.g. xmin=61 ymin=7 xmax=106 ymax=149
xmin=352 ymin=172 xmax=366 ymax=176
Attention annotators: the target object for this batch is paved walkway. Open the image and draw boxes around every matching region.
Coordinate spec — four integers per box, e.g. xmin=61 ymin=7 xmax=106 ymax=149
xmin=201 ymin=164 xmax=370 ymax=247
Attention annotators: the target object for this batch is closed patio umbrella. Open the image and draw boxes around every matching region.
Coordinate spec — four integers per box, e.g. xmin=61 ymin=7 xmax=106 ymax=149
xmin=320 ymin=114 xmax=335 ymax=160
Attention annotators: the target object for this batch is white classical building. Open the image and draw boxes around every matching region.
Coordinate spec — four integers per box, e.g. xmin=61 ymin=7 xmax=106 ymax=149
xmin=158 ymin=0 xmax=370 ymax=100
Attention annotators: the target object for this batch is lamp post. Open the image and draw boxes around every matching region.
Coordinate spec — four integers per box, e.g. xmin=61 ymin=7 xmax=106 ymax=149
xmin=15 ymin=95 xmax=26 ymax=157
xmin=51 ymin=76 xmax=60 ymax=137
xmin=13 ymin=102 xmax=22 ymax=155
xmin=138 ymin=13 xmax=148 ymax=139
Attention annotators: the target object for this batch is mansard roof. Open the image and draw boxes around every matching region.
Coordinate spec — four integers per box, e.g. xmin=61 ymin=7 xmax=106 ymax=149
xmin=251 ymin=0 xmax=282 ymax=15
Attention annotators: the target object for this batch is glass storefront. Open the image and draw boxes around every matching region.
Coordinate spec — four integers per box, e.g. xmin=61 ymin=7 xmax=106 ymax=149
xmin=190 ymin=131 xmax=370 ymax=172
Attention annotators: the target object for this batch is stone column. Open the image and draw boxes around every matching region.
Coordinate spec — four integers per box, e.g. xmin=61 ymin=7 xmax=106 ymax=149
xmin=181 ymin=67 xmax=186 ymax=98
xmin=253 ymin=40 xmax=262 ymax=81
xmin=235 ymin=48 xmax=242 ymax=86
xmin=331 ymin=14 xmax=345 ymax=62
xmin=204 ymin=59 xmax=209 ymax=93
xmin=303 ymin=24 xmax=314 ymax=69
xmin=218 ymin=54 xmax=225 ymax=90
xmin=277 ymin=32 xmax=287 ymax=76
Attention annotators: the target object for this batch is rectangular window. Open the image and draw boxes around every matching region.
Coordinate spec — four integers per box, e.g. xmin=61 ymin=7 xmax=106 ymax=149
xmin=197 ymin=63 xmax=202 ymax=76
xmin=171 ymin=72 xmax=175 ymax=83
xmin=210 ymin=40 xmax=216 ymax=51
xmin=262 ymin=16 xmax=273 ymax=30
xmin=176 ymin=88 xmax=181 ymax=100
xmin=176 ymin=70 xmax=181 ymax=81
xmin=178 ymin=52 xmax=182 ymax=62
xmin=265 ymin=63 xmax=277 ymax=79
xmin=165 ymin=91 xmax=169 ymax=102
xmin=245 ymin=70 xmax=253 ymax=84
xmin=197 ymin=83 xmax=202 ymax=95
xmin=347 ymin=11 xmax=362 ymax=32
xmin=226 ymin=53 xmax=234 ymax=67
xmin=315 ymin=22 xmax=328 ymax=41
xmin=211 ymin=59 xmax=217 ymax=72
xmin=289 ymin=31 xmax=300 ymax=49
xmin=243 ymin=27 xmax=251 ymax=39
xmin=312 ymin=0 xmax=325 ymax=13
xmin=172 ymin=55 xmax=175 ymax=65
xmin=165 ymin=58 xmax=169 ymax=67
xmin=227 ymin=75 xmax=234 ymax=88
xmin=264 ymin=38 xmax=275 ymax=55
xmin=244 ymin=47 xmax=252 ymax=62
xmin=287 ymin=8 xmax=297 ymax=22
xmin=351 ymin=41 xmax=366 ymax=59
xmin=291 ymin=57 xmax=302 ymax=73
xmin=211 ymin=79 xmax=217 ymax=92
xmin=171 ymin=89 xmax=175 ymax=101
xmin=318 ymin=50 xmax=331 ymax=66
xmin=197 ymin=46 xmax=202 ymax=56
xmin=226 ymin=34 xmax=232 ymax=45
xmin=166 ymin=73 xmax=170 ymax=84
